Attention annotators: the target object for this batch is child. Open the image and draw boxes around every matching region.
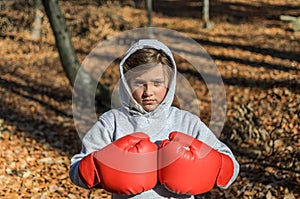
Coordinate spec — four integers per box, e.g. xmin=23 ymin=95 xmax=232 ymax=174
xmin=69 ymin=39 xmax=239 ymax=198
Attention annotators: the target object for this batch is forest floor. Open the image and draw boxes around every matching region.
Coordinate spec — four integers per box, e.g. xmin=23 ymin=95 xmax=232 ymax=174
xmin=0 ymin=0 xmax=299 ymax=198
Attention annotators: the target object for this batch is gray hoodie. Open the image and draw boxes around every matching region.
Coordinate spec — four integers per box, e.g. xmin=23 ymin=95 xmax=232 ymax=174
xmin=69 ymin=39 xmax=239 ymax=198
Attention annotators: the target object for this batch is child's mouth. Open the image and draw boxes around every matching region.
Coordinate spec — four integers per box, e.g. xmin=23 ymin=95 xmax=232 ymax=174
xmin=143 ymin=99 xmax=155 ymax=105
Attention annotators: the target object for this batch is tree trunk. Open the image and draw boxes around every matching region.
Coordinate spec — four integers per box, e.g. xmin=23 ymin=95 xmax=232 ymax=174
xmin=133 ymin=0 xmax=139 ymax=8
xmin=202 ymin=0 xmax=213 ymax=29
xmin=146 ymin=0 xmax=153 ymax=37
xmin=41 ymin=0 xmax=98 ymax=93
xmin=42 ymin=0 xmax=100 ymax=128
xmin=146 ymin=0 xmax=152 ymax=27
xmin=42 ymin=0 xmax=80 ymax=86
xmin=31 ymin=0 xmax=42 ymax=40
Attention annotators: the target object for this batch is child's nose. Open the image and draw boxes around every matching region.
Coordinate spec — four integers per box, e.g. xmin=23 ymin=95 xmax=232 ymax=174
xmin=143 ymin=84 xmax=154 ymax=96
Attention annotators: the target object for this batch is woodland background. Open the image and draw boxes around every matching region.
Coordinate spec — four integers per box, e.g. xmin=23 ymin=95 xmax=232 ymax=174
xmin=0 ymin=0 xmax=299 ymax=198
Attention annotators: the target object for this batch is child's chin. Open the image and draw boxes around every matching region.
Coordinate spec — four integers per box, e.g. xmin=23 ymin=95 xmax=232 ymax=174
xmin=143 ymin=105 xmax=157 ymax=112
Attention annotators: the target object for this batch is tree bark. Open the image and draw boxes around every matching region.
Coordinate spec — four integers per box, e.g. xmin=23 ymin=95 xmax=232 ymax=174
xmin=146 ymin=0 xmax=153 ymax=36
xmin=146 ymin=0 xmax=152 ymax=27
xmin=42 ymin=0 xmax=80 ymax=86
xmin=31 ymin=0 xmax=43 ymax=40
xmin=42 ymin=0 xmax=101 ymax=127
xmin=202 ymin=0 xmax=213 ymax=29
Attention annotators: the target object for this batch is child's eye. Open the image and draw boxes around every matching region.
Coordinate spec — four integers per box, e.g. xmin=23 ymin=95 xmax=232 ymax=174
xmin=153 ymin=80 xmax=164 ymax=86
xmin=133 ymin=81 xmax=144 ymax=87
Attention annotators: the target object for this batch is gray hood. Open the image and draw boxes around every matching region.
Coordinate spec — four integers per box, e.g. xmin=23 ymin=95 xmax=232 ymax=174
xmin=119 ymin=39 xmax=177 ymax=117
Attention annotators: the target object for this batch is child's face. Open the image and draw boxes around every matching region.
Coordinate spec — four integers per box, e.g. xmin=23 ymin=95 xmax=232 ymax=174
xmin=129 ymin=63 xmax=169 ymax=112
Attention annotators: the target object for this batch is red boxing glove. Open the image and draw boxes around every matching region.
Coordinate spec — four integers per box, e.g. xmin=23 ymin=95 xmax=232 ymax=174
xmin=78 ymin=132 xmax=158 ymax=195
xmin=78 ymin=151 xmax=101 ymax=188
xmin=216 ymin=153 xmax=234 ymax=187
xmin=158 ymin=132 xmax=233 ymax=195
